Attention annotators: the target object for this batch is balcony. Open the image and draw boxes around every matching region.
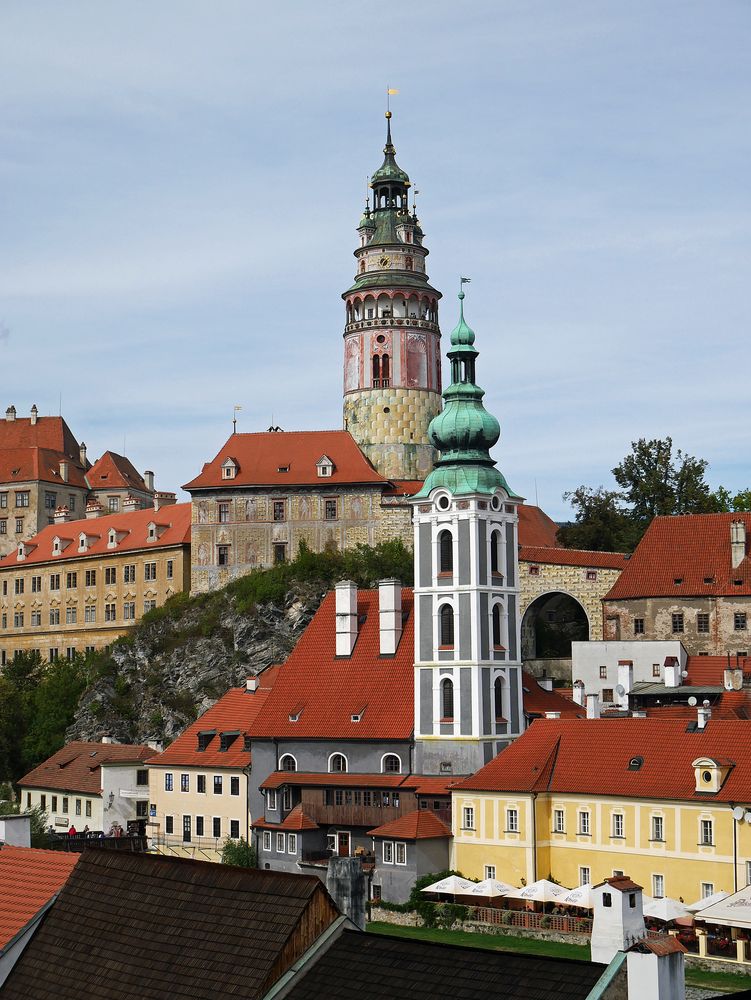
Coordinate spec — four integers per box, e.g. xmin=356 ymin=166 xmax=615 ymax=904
xmin=345 ymin=317 xmax=437 ymax=334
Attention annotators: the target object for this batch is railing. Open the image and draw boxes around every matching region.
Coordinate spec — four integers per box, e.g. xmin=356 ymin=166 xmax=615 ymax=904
xmin=345 ymin=317 xmax=437 ymax=333
xmin=46 ymin=834 xmax=148 ymax=853
xmin=300 ymin=849 xmax=375 ymax=866
xmin=468 ymin=907 xmax=592 ymax=936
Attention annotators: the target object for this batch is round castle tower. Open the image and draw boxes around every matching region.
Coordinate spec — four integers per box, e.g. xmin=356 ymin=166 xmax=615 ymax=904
xmin=342 ymin=113 xmax=442 ymax=482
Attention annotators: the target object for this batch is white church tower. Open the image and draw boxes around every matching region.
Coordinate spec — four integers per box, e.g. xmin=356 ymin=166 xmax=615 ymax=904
xmin=412 ymin=289 xmax=524 ymax=776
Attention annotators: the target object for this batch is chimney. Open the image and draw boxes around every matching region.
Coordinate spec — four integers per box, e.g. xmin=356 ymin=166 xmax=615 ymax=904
xmin=572 ymin=680 xmax=585 ymax=706
xmin=538 ymin=676 xmax=554 ymax=692
xmin=143 ymin=470 xmax=155 ymax=492
xmin=586 ymin=693 xmax=600 ymax=719
xmin=153 ymin=491 xmax=177 ymax=511
xmin=731 ymin=519 xmax=746 ymax=569
xmin=626 ymin=938 xmax=687 ymax=1000
xmin=632 ymin=710 xmax=647 ymax=718
xmin=697 ymin=701 xmax=711 ymax=730
xmin=335 ymin=581 xmax=358 ymax=656
xmin=123 ymin=495 xmax=140 ymax=512
xmin=245 ymin=676 xmax=258 ymax=693
xmin=378 ymin=578 xmax=402 ymax=655
xmin=100 ymin=735 xmax=114 ymax=744
xmin=617 ymin=660 xmax=634 ymax=709
xmin=85 ymin=500 xmax=104 ymax=519
xmin=591 ymin=875 xmax=646 ymax=965
xmin=79 ymin=441 xmax=87 ymax=466
xmin=5 ymin=405 xmax=16 ymax=422
xmin=663 ymin=658 xmax=680 ymax=688
xmin=724 ymin=666 xmax=744 ymax=692
xmin=59 ymin=460 xmax=69 ymax=483
xmin=30 ymin=404 xmax=38 ymax=425
xmin=326 ymin=856 xmax=366 ymax=931
xmin=54 ymin=505 xmax=70 ymax=525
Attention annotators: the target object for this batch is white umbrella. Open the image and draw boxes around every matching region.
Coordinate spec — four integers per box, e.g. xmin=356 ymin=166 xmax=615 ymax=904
xmin=463 ymin=878 xmax=516 ymax=898
xmin=505 ymin=879 xmax=569 ymax=903
xmin=686 ymin=891 xmax=730 ymax=914
xmin=420 ymin=875 xmax=477 ymax=896
xmin=559 ymin=883 xmax=593 ymax=908
xmin=642 ymin=896 xmax=690 ymax=922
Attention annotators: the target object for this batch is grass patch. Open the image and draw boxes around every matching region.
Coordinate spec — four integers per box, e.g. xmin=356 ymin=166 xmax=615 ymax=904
xmin=684 ymin=966 xmax=751 ymax=992
xmin=366 ymin=921 xmax=590 ymax=962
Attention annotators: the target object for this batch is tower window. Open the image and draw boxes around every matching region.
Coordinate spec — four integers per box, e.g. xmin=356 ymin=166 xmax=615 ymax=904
xmin=381 ymin=354 xmax=390 ymax=386
xmin=405 ymin=255 xmax=413 ymax=270
xmin=439 ymin=605 xmax=455 ymax=648
xmin=372 ymin=354 xmax=381 ymax=388
xmin=441 ymin=678 xmax=454 ymax=721
xmin=494 ymin=677 xmax=504 ymax=720
xmin=438 ymin=530 xmax=453 ymax=574
xmin=490 ymin=529 xmax=503 ymax=577
xmin=492 ymin=605 xmax=503 ymax=648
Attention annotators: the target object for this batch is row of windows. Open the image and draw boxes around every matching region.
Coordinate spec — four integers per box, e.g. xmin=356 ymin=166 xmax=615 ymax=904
xmin=164 ymin=773 xmax=240 ymax=795
xmin=275 ymin=752 xmax=402 ymax=774
xmin=27 ymin=792 xmax=93 ymax=817
xmin=215 ymin=498 xmax=340 ymax=526
xmin=1 ymin=599 xmax=157 ymax=629
xmin=437 ymin=604 xmax=505 ymax=650
xmin=439 ymin=676 xmax=505 ymax=723
xmin=437 ymin=528 xmax=505 ymax=579
xmin=636 ymin=612 xmax=750 ymax=635
xmin=262 ymin=830 xmax=297 ymax=854
xmin=164 ymin=815 xmax=238 ymax=839
xmin=0 ymin=491 xmax=30 ymax=508
xmin=1 ymin=562 xmax=172 ymax=596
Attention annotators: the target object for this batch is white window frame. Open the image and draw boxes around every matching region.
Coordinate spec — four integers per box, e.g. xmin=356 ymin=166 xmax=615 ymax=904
xmin=462 ymin=806 xmax=475 ymax=831
xmin=382 ymin=841 xmax=394 ymax=864
xmin=506 ymin=808 xmax=518 ymax=833
xmin=395 ymin=842 xmax=407 ymax=866
xmin=652 ymin=874 xmax=665 ymax=898
xmin=612 ymin=813 xmax=624 ymax=838
xmin=579 ymin=866 xmax=591 ymax=886
xmin=288 ymin=833 xmax=297 ymax=854
xmin=276 ymin=832 xmax=285 ymax=853
xmin=701 ymin=882 xmax=714 ymax=898
xmin=553 ymin=808 xmax=565 ymax=833
xmin=651 ymin=815 xmax=664 ymax=842
xmin=262 ymin=830 xmax=271 ymax=851
xmin=484 ymin=865 xmax=496 ymax=881
xmin=700 ymin=818 xmax=714 ymax=846
xmin=267 ymin=789 xmax=277 ymax=811
xmin=380 ymin=753 xmax=402 ymax=774
xmin=328 ymin=752 xmax=348 ymax=773
xmin=578 ymin=811 xmax=590 ymax=835
xmin=279 ymin=753 xmax=298 ymax=772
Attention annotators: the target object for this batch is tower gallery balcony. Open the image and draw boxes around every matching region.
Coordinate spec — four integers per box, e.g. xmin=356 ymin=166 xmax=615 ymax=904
xmin=344 ymin=316 xmax=438 ymax=334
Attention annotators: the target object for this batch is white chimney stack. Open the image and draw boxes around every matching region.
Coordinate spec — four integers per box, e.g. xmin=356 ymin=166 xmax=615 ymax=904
xmin=153 ymin=491 xmax=177 ymax=511
xmin=545 ymin=711 xmax=561 ymax=719
xmin=664 ymin=659 xmax=680 ymax=688
xmin=724 ymin=666 xmax=744 ymax=691
xmin=30 ymin=404 xmax=38 ymax=425
xmin=626 ymin=939 xmax=687 ymax=1000
xmin=5 ymin=405 xmax=15 ymax=422
xmin=144 ymin=470 xmax=155 ymax=492
xmin=54 ymin=506 xmax=70 ymax=525
xmin=697 ymin=701 xmax=711 ymax=730
xmin=59 ymin=460 xmax=69 ymax=483
xmin=572 ymin=680 xmax=585 ymax=706
xmin=85 ymin=500 xmax=103 ymax=519
xmin=123 ymin=495 xmax=140 ymax=512
xmin=538 ymin=676 xmax=554 ymax=692
xmin=335 ymin=580 xmax=358 ymax=657
xmin=731 ymin=519 xmax=746 ymax=569
xmin=245 ymin=676 xmax=258 ymax=693
xmin=378 ymin=578 xmax=402 ymax=655
xmin=591 ymin=875 xmax=646 ymax=965
xmin=586 ymin=693 xmax=600 ymax=719
xmin=617 ymin=660 xmax=634 ymax=709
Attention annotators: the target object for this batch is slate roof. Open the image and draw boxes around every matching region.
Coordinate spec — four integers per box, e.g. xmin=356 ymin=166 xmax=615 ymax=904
xmin=520 ymin=545 xmax=629 ymax=569
xmin=285 ymin=928 xmax=605 ymax=1000
xmin=0 ymin=503 xmax=191 ymax=567
xmin=18 ymin=741 xmax=155 ymax=794
xmin=605 ymin=512 xmax=751 ymax=599
xmin=1 ymin=850 xmax=339 ymax=1000
xmin=367 ymin=810 xmax=450 ymax=840
xmin=85 ymin=451 xmax=151 ymax=493
xmin=184 ymin=430 xmax=389 ymax=490
xmin=455 ymin=717 xmax=751 ymax=803
xmin=146 ymin=668 xmax=279 ymax=768
xmin=0 ymin=847 xmax=78 ymax=950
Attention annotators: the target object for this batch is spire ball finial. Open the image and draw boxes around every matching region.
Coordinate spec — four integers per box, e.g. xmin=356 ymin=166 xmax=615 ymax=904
xmin=385 ymin=110 xmax=392 ymax=119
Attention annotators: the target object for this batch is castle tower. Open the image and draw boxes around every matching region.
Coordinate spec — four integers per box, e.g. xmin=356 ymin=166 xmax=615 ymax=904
xmin=342 ymin=113 xmax=442 ymax=481
xmin=411 ymin=291 xmax=524 ymax=775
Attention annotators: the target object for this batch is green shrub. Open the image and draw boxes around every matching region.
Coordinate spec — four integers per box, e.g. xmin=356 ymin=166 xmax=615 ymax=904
xmin=414 ymin=900 xmax=438 ymax=928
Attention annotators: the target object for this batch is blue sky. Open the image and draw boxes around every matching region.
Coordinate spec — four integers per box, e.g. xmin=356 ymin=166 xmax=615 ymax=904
xmin=1 ymin=1 xmax=749 ymax=519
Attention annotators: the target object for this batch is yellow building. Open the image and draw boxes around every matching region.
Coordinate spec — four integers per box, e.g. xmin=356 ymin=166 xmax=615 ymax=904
xmin=0 ymin=502 xmax=190 ymax=665
xmin=452 ymin=717 xmax=751 ymax=903
xmin=146 ymin=669 xmax=278 ymax=860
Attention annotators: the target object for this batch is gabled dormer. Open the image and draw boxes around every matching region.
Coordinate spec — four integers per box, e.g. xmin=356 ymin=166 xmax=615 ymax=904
xmin=52 ymin=536 xmax=73 ymax=557
xmin=316 ymin=455 xmax=335 ymax=478
xmin=221 ymin=457 xmax=239 ymax=480
xmin=16 ymin=541 xmax=35 ymax=561
xmin=78 ymin=531 xmax=100 ymax=553
xmin=107 ymin=526 xmax=129 ymax=550
xmin=692 ymin=756 xmax=734 ymax=794
xmin=146 ymin=521 xmax=168 ymax=543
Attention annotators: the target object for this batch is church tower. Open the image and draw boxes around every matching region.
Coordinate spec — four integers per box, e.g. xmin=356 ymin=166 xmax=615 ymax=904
xmin=411 ymin=291 xmax=524 ymax=776
xmin=342 ymin=113 xmax=442 ymax=481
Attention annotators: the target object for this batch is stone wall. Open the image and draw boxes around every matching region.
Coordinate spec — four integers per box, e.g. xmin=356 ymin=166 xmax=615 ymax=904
xmin=368 ymin=906 xmax=591 ymax=946
xmin=0 ymin=481 xmax=89 ymax=559
xmin=603 ymin=596 xmax=751 ymax=655
xmin=519 ymin=560 xmax=623 ymax=645
xmin=344 ymin=387 xmax=440 ymax=481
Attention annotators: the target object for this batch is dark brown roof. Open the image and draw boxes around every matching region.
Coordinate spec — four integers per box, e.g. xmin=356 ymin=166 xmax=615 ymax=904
xmin=1 ymin=850 xmax=340 ymax=1000
xmin=285 ymin=929 xmax=605 ymax=1000
xmin=18 ymin=741 xmax=155 ymax=795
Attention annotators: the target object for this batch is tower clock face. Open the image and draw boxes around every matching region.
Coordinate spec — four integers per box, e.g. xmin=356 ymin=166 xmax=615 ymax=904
xmin=378 ymin=255 xmax=391 ymax=268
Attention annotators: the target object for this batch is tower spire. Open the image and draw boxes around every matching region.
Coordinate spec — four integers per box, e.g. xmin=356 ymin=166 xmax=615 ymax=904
xmin=385 ymin=110 xmax=394 ymax=153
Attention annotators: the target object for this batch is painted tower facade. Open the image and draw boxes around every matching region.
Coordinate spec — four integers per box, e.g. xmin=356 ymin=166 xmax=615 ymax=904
xmin=342 ymin=113 xmax=442 ymax=482
xmin=412 ymin=292 xmax=524 ymax=776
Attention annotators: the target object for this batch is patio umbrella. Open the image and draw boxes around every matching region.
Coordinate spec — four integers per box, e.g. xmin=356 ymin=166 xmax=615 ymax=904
xmin=462 ymin=879 xmax=516 ymax=898
xmin=642 ymin=896 xmax=690 ymax=922
xmin=505 ymin=879 xmax=570 ymax=903
xmin=686 ymin=891 xmax=730 ymax=914
xmin=420 ymin=875 xmax=477 ymax=896
xmin=559 ymin=883 xmax=593 ymax=908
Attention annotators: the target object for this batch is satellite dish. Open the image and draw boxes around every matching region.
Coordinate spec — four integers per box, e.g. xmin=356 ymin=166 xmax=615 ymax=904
xmin=688 ymin=697 xmax=697 ymax=707
xmin=745 ymin=812 xmax=751 ymax=824
xmin=703 ymin=699 xmax=711 ymax=708
xmin=733 ymin=806 xmax=745 ymax=821
xmin=681 ymin=670 xmax=689 ymax=678
xmin=615 ymin=684 xmax=625 ymax=696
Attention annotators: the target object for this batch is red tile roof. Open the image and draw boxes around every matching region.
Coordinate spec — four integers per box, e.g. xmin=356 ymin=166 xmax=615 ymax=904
xmin=184 ymin=430 xmax=389 ymax=490
xmin=367 ymin=809 xmax=451 ymax=840
xmin=147 ymin=669 xmax=279 ymax=768
xmin=517 ymin=505 xmax=561 ymax=548
xmin=252 ymin=804 xmax=320 ymax=832
xmin=251 ymin=589 xmax=415 ymax=740
xmin=0 ymin=502 xmax=191 ymax=567
xmin=0 ymin=846 xmax=78 ymax=949
xmin=0 ymin=414 xmax=81 ymax=459
xmin=85 ymin=451 xmax=151 ymax=494
xmin=685 ymin=656 xmax=751 ymax=687
xmin=409 ymin=776 xmax=457 ymax=796
xmin=520 ymin=546 xmax=629 ymax=570
xmin=384 ymin=480 xmax=424 ymax=497
xmin=455 ymin=717 xmax=751 ymax=803
xmin=0 ymin=447 xmax=88 ymax=489
xmin=18 ymin=741 xmax=156 ymax=794
xmin=605 ymin=513 xmax=751 ymax=599
xmin=522 ymin=673 xmax=584 ymax=718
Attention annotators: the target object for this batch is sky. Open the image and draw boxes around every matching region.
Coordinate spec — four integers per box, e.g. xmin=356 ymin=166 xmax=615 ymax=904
xmin=1 ymin=1 xmax=749 ymax=519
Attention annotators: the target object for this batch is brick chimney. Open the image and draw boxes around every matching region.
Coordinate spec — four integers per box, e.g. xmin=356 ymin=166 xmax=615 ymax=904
xmin=5 ymin=405 xmax=15 ymax=422
xmin=731 ymin=519 xmax=746 ymax=569
xmin=378 ymin=578 xmax=402 ymax=655
xmin=30 ymin=404 xmax=38 ymax=425
xmin=335 ymin=581 xmax=358 ymax=656
xmin=54 ymin=505 xmax=71 ymax=525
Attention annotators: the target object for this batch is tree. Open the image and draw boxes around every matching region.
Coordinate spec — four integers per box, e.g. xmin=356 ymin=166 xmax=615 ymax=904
xmin=708 ymin=486 xmax=751 ymax=512
xmin=220 ymin=836 xmax=256 ymax=867
xmin=612 ymin=437 xmax=715 ymax=526
xmin=558 ymin=487 xmax=639 ymax=553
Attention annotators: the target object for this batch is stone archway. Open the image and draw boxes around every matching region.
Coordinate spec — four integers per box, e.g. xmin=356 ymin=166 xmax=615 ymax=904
xmin=521 ymin=591 xmax=590 ymax=661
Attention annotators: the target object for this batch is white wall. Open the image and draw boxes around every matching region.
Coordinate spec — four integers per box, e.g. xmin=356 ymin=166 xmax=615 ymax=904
xmin=572 ymin=641 xmax=688 ymax=708
xmin=0 ymin=814 xmax=30 ymax=847
xmin=100 ymin=763 xmax=149 ymax=833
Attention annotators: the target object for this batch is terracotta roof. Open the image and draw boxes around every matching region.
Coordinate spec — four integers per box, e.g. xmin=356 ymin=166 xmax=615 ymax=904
xmin=18 ymin=741 xmax=156 ymax=794
xmin=0 ymin=447 xmax=88 ymax=490
xmin=384 ymin=480 xmax=424 ymax=497
xmin=251 ymin=589 xmax=414 ymax=740
xmin=0 ymin=502 xmax=191 ymax=567
xmin=520 ymin=545 xmax=629 ymax=569
xmin=367 ymin=809 xmax=450 ymax=840
xmin=147 ymin=669 xmax=279 ymax=768
xmin=594 ymin=874 xmax=643 ymax=892
xmin=409 ymin=776 xmax=457 ymax=796
xmin=630 ymin=937 xmax=687 ymax=956
xmin=605 ymin=513 xmax=751 ymax=599
xmin=184 ymin=430 xmax=389 ymax=490
xmin=85 ymin=451 xmax=151 ymax=493
xmin=0 ymin=414 xmax=81 ymax=459
xmin=0 ymin=847 xmax=78 ymax=949
xmin=685 ymin=656 xmax=751 ymax=686
xmin=1 ymin=850 xmax=340 ymax=1000
xmin=454 ymin=717 xmax=751 ymax=802
xmin=522 ymin=673 xmax=584 ymax=718
xmin=517 ymin=505 xmax=561 ymax=548
xmin=253 ymin=804 xmax=320 ymax=832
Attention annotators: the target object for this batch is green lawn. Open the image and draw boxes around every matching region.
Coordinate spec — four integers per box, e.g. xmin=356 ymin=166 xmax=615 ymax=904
xmin=367 ymin=922 xmax=751 ymax=993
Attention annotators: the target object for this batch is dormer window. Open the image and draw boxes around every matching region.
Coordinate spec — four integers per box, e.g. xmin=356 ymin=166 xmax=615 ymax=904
xmin=222 ymin=457 xmax=238 ymax=480
xmin=692 ymin=756 xmax=733 ymax=794
xmin=316 ymin=455 xmax=334 ymax=478
xmin=288 ymin=703 xmax=305 ymax=722
xmin=147 ymin=522 xmax=168 ymax=543
xmin=52 ymin=536 xmax=71 ymax=557
xmin=196 ymin=730 xmax=216 ymax=752
xmin=219 ymin=731 xmax=239 ymax=752
xmin=78 ymin=532 xmax=98 ymax=553
xmin=17 ymin=543 xmax=25 ymax=561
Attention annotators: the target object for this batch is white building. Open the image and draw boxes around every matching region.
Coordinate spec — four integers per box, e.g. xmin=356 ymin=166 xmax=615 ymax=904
xmin=571 ymin=640 xmax=688 ymax=710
